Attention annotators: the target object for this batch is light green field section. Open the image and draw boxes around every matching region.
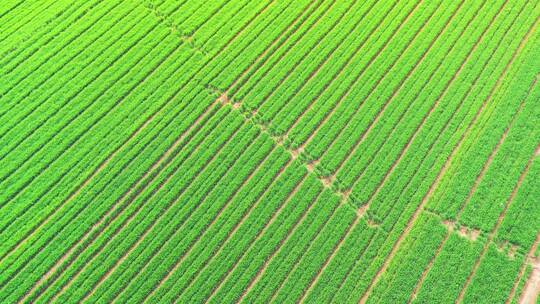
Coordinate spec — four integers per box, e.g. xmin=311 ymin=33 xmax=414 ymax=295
xmin=0 ymin=0 xmax=538 ymax=303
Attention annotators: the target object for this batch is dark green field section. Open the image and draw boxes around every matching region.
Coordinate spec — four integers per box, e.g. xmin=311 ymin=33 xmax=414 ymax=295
xmin=0 ymin=0 xmax=539 ymax=303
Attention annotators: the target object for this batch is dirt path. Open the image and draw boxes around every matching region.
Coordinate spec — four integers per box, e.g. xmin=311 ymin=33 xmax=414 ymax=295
xmin=520 ymin=258 xmax=540 ymax=304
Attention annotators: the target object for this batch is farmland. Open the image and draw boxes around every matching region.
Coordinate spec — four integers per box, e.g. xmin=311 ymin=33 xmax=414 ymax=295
xmin=0 ymin=0 xmax=539 ymax=303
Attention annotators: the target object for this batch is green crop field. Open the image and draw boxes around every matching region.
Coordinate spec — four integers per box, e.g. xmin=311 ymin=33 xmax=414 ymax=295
xmin=0 ymin=0 xmax=539 ymax=303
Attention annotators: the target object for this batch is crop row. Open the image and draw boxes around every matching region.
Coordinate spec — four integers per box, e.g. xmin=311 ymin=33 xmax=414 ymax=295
xmin=331 ymin=0 xmax=464 ymax=193
xmin=0 ymin=0 xmax=26 ymax=22
xmin=362 ymin=4 xmax=540 ymax=300
xmin=1 ymin=0 xmax=312 ymax=296
xmin=202 ymin=0 xmax=313 ymax=90
xmin=173 ymin=0 xmax=238 ymax=37
xmin=364 ymin=213 xmax=447 ymax=303
xmin=0 ymin=54 xmax=219 ymax=289
xmin=77 ymin=113 xmax=276 ymax=303
xmin=0 ymin=1 xmax=145 ymax=165
xmin=225 ymin=0 xmax=339 ymax=102
xmin=230 ymin=0 xmax=355 ymax=114
xmin=459 ymin=90 xmax=540 ymax=231
xmin=165 ymin=161 xmax=307 ymax=303
xmin=252 ymin=0 xmax=369 ymax=126
xmin=285 ymin=0 xmax=408 ymax=148
xmin=509 ymin=263 xmax=534 ymax=304
xmin=0 ymin=0 xmax=82 ymax=69
xmin=189 ymin=1 xmax=506 ymax=302
xmin=50 ymin=108 xmax=254 ymax=303
xmin=268 ymin=0 xmax=392 ymax=137
xmin=262 ymin=206 xmax=356 ymax=303
xmin=134 ymin=146 xmax=291 ymax=304
xmin=1 ymin=0 xmax=316 ymax=300
xmin=207 ymin=175 xmax=326 ymax=303
xmin=412 ymin=231 xmax=483 ymax=303
xmin=0 ymin=5 xmax=152 ymax=188
xmin=281 ymin=0 xmax=443 ymax=153
xmin=0 ymin=16 xmax=181 ymax=251
xmin=426 ymin=0 xmax=539 ymax=221
xmin=1 ymin=3 xmax=117 ymax=103
xmin=0 ymin=0 xmax=251 ymax=252
xmin=0 ymin=0 xmax=106 ymax=88
xmin=497 ymin=153 xmax=540 ymax=249
xmin=301 ymin=219 xmax=377 ymax=303
xmin=0 ymin=89 xmax=219 ymax=302
xmin=22 ymin=98 xmax=227 ymax=304
xmin=461 ymin=245 xmax=523 ymax=303
xmin=367 ymin=0 xmax=528 ymax=226
xmin=311 ymin=0 xmax=524 ymax=300
xmin=300 ymin=0 xmax=421 ymax=161
xmin=240 ymin=198 xmax=348 ymax=303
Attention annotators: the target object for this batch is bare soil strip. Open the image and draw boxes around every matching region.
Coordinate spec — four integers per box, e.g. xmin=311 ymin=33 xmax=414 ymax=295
xmin=508 ymin=233 xmax=540 ymax=304
xmin=519 ymin=256 xmax=540 ymax=304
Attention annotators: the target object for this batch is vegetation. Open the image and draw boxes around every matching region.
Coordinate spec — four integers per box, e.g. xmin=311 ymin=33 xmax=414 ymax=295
xmin=0 ymin=0 xmax=538 ymax=303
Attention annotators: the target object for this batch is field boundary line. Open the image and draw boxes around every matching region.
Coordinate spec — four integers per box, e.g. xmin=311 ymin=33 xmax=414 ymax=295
xmin=145 ymin=0 xmax=232 ymax=55
xmin=216 ymin=93 xmax=360 ymax=211
xmin=197 ymin=95 xmax=373 ymax=303
xmin=455 ymin=75 xmax=536 ymax=220
xmin=366 ymin=0 xmax=516 ymax=234
xmin=4 ymin=0 xmax=286 ymax=299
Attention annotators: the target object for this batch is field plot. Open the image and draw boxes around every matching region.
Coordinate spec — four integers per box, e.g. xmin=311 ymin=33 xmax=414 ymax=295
xmin=0 ymin=0 xmax=539 ymax=303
